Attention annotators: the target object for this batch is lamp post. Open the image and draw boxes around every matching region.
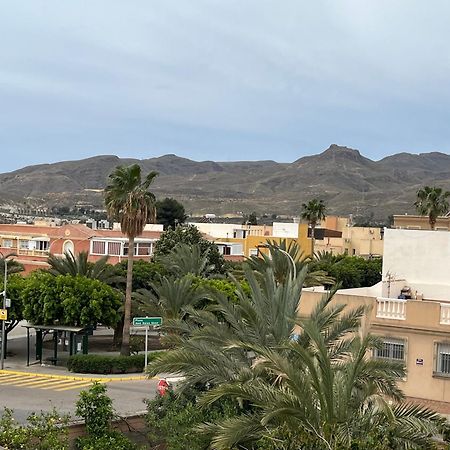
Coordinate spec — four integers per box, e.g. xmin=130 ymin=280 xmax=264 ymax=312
xmin=1 ymin=252 xmax=17 ymax=370
xmin=278 ymin=248 xmax=296 ymax=280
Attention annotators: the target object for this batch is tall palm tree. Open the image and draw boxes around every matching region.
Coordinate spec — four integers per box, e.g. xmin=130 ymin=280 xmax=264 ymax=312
xmin=201 ymin=293 xmax=445 ymax=450
xmin=47 ymin=250 xmax=114 ymax=283
xmin=301 ymin=198 xmax=326 ymax=255
xmin=104 ymin=164 xmax=158 ymax=355
xmin=414 ymin=186 xmax=450 ymax=230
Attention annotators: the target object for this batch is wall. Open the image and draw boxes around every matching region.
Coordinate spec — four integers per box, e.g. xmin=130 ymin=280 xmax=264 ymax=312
xmin=383 ymin=229 xmax=450 ymax=300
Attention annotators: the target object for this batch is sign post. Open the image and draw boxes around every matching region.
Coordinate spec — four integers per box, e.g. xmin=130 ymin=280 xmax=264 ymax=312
xmin=132 ymin=317 xmax=163 ymax=368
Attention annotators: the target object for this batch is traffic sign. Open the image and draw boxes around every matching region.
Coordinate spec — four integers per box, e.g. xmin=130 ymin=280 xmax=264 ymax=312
xmin=132 ymin=316 xmax=162 ymax=327
xmin=0 ymin=309 xmax=7 ymax=321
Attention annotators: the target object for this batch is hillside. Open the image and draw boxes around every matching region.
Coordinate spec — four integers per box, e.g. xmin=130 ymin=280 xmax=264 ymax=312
xmin=1 ymin=145 xmax=449 ymax=219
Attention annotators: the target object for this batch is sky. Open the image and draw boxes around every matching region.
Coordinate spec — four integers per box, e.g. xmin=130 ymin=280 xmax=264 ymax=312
xmin=1 ymin=0 xmax=450 ymax=172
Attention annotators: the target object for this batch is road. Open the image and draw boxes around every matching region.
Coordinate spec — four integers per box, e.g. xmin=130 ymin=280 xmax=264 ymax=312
xmin=0 ymin=370 xmax=158 ymax=423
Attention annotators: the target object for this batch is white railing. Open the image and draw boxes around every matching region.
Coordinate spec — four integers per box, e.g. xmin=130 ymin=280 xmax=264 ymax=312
xmin=440 ymin=303 xmax=450 ymax=325
xmin=376 ymin=297 xmax=407 ymax=320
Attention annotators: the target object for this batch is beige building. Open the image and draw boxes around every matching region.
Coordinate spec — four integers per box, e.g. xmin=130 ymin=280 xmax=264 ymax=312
xmin=300 ymin=228 xmax=450 ymax=412
xmin=394 ymin=213 xmax=450 ymax=230
xmin=311 ymin=216 xmax=384 ymax=257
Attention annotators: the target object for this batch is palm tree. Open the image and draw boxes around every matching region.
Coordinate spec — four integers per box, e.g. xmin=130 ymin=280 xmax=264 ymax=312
xmin=414 ymin=186 xmax=450 ymax=230
xmin=157 ymin=243 xmax=215 ymax=278
xmin=104 ymin=164 xmax=158 ymax=355
xmin=47 ymin=250 xmax=114 ymax=283
xmin=301 ymin=199 xmax=326 ymax=255
xmin=201 ymin=293 xmax=445 ymax=450
xmin=0 ymin=255 xmax=23 ymax=275
xmin=246 ymin=239 xmax=333 ymax=287
xmin=147 ymin=262 xmax=308 ymax=389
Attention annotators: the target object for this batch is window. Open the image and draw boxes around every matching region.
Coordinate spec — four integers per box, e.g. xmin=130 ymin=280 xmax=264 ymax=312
xmin=36 ymin=240 xmax=49 ymax=251
xmin=19 ymin=240 xmax=29 ymax=250
xmin=123 ymin=242 xmax=137 ymax=256
xmin=91 ymin=240 xmax=106 ymax=255
xmin=2 ymin=239 xmax=13 ymax=248
xmin=249 ymin=248 xmax=258 ymax=256
xmin=436 ymin=343 xmax=450 ymax=375
xmin=137 ymin=242 xmax=152 ymax=256
xmin=107 ymin=241 xmax=121 ymax=256
xmin=374 ymin=338 xmax=405 ymax=361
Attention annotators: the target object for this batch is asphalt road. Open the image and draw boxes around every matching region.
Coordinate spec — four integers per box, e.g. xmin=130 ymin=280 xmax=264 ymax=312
xmin=0 ymin=375 xmax=158 ymax=423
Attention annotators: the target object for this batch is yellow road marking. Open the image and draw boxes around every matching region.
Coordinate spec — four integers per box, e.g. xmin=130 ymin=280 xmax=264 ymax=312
xmin=0 ymin=375 xmax=31 ymax=382
xmin=9 ymin=378 xmax=69 ymax=387
xmin=40 ymin=379 xmax=88 ymax=389
xmin=54 ymin=381 xmax=98 ymax=391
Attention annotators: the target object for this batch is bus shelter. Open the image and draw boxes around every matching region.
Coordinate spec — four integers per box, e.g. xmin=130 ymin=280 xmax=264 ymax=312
xmin=22 ymin=324 xmax=92 ymax=366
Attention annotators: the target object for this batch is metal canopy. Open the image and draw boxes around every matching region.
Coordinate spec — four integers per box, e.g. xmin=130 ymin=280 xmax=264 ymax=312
xmin=22 ymin=324 xmax=86 ymax=333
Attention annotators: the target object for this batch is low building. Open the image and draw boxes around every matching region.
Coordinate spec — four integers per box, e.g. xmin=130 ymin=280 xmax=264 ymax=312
xmin=300 ymin=228 xmax=450 ymax=412
xmin=394 ymin=213 xmax=450 ymax=230
xmin=0 ymin=223 xmax=163 ymax=272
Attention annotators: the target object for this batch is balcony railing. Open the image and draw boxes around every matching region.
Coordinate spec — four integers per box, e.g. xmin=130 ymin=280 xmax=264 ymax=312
xmin=376 ymin=297 xmax=407 ymax=320
xmin=440 ymin=303 xmax=450 ymax=325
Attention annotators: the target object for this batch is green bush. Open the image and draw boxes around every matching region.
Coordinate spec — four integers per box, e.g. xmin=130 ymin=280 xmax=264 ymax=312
xmin=77 ymin=431 xmax=140 ymax=450
xmin=0 ymin=407 xmax=69 ymax=450
xmin=67 ymin=352 xmax=163 ymax=374
xmin=76 ymin=383 xmax=140 ymax=449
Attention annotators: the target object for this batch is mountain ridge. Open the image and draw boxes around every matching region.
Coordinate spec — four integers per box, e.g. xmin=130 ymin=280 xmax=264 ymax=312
xmin=1 ymin=145 xmax=449 ymax=219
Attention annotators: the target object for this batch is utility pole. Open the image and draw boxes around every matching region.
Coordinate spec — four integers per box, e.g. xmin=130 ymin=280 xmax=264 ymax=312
xmin=1 ymin=255 xmax=7 ymax=370
xmin=1 ymin=253 xmax=16 ymax=370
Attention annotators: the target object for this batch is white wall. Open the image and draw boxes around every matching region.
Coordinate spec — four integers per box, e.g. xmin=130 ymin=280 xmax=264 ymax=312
xmin=188 ymin=223 xmax=239 ymax=238
xmin=383 ymin=229 xmax=450 ymax=300
xmin=272 ymin=222 xmax=299 ymax=238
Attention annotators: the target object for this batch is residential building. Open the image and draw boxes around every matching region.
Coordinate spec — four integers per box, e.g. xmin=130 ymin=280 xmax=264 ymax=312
xmin=191 ymin=217 xmax=383 ymax=260
xmin=300 ymin=228 xmax=450 ymax=412
xmin=0 ymin=223 xmax=163 ymax=272
xmin=394 ymin=213 xmax=450 ymax=230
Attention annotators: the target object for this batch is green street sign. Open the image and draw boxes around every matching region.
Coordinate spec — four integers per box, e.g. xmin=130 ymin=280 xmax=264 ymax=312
xmin=132 ymin=317 xmax=162 ymax=327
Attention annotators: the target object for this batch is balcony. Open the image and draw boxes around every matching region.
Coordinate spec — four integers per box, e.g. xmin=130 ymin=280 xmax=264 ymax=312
xmin=376 ymin=297 xmax=407 ymax=320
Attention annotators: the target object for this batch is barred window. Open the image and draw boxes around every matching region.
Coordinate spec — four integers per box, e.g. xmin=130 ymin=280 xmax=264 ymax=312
xmin=374 ymin=338 xmax=405 ymax=361
xmin=437 ymin=343 xmax=450 ymax=374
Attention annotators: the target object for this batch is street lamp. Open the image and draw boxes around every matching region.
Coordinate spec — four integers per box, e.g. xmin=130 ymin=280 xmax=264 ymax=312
xmin=278 ymin=248 xmax=296 ymax=280
xmin=1 ymin=252 xmax=17 ymax=370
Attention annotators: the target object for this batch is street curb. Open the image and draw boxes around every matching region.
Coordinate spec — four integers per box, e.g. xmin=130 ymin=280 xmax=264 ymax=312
xmin=0 ymin=369 xmax=153 ymax=382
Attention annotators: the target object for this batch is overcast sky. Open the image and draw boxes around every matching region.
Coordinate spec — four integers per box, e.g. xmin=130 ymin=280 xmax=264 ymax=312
xmin=1 ymin=1 xmax=450 ymax=172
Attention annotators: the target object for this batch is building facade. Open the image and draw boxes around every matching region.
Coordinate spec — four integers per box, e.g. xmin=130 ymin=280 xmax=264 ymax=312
xmin=0 ymin=223 xmax=162 ymax=272
xmin=300 ymin=228 xmax=450 ymax=411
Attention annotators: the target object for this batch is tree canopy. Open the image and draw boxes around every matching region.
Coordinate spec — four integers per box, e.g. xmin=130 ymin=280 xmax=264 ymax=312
xmin=22 ymin=273 xmax=121 ymax=327
xmin=414 ymin=185 xmax=450 ymax=229
xmin=154 ymin=225 xmax=226 ymax=274
xmin=156 ymin=197 xmax=187 ymax=229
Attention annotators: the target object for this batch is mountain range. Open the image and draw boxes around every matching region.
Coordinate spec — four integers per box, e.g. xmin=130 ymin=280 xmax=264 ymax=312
xmin=1 ymin=144 xmax=449 ymax=219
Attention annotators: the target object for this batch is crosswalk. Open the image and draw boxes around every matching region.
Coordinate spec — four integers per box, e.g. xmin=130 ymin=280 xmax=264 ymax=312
xmin=0 ymin=370 xmax=144 ymax=392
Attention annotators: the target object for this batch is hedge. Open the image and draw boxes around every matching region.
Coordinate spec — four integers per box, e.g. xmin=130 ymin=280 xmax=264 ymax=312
xmin=67 ymin=352 xmax=164 ymax=374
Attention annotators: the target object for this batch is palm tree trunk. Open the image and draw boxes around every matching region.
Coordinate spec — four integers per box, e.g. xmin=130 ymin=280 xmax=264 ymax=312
xmin=311 ymin=225 xmax=315 ymax=256
xmin=121 ymin=235 xmax=135 ymax=356
xmin=430 ymin=216 xmax=436 ymax=230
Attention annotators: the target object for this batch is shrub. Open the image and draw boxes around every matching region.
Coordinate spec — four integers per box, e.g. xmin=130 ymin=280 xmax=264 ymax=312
xmin=77 ymin=431 xmax=140 ymax=450
xmin=0 ymin=407 xmax=69 ymax=450
xmin=67 ymin=352 xmax=163 ymax=374
xmin=146 ymin=387 xmax=239 ymax=450
xmin=76 ymin=383 xmax=139 ymax=450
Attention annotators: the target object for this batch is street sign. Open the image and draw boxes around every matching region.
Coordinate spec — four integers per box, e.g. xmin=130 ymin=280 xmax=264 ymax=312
xmin=132 ymin=316 xmax=162 ymax=327
xmin=0 ymin=309 xmax=7 ymax=321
